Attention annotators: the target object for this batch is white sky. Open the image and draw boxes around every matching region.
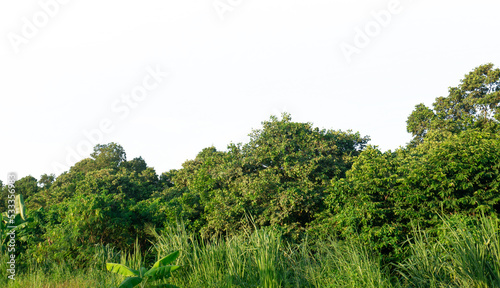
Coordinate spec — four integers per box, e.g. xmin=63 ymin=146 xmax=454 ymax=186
xmin=1 ymin=0 xmax=499 ymax=183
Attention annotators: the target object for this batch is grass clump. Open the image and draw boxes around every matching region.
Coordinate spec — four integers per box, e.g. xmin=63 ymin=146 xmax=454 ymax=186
xmin=398 ymin=214 xmax=500 ymax=288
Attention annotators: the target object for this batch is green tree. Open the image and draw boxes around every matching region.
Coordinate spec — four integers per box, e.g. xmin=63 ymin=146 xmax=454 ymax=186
xmin=320 ymin=146 xmax=406 ymax=258
xmin=320 ymin=130 xmax=500 ymax=262
xmin=121 ymin=157 xmax=148 ymax=173
xmin=91 ymin=142 xmax=127 ymax=170
xmin=160 ymin=113 xmax=369 ymax=238
xmin=38 ymin=174 xmax=55 ymax=189
xmin=27 ymin=143 xmax=165 ymax=267
xmin=14 ymin=176 xmax=39 ymax=201
xmin=406 ymin=103 xmax=435 ymax=145
xmin=407 ymin=63 xmax=500 ymax=144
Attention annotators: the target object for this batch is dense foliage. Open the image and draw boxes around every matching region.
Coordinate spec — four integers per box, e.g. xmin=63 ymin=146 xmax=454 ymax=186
xmin=156 ymin=114 xmax=369 ymax=238
xmin=1 ymin=63 xmax=500 ymax=286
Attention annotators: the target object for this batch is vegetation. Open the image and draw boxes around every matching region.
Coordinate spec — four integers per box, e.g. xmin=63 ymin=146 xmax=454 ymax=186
xmin=106 ymin=250 xmax=180 ymax=288
xmin=1 ymin=63 xmax=500 ymax=287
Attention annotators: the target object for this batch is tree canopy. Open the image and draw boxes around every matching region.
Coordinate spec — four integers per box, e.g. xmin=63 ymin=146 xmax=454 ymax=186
xmin=2 ymin=63 xmax=500 ymax=270
xmin=407 ymin=63 xmax=500 ymax=145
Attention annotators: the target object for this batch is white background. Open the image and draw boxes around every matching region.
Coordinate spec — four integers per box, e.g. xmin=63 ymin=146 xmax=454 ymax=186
xmin=1 ymin=0 xmax=499 ymax=183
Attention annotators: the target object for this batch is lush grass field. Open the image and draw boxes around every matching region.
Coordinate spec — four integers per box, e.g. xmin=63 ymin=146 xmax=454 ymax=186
xmin=2 ymin=215 xmax=499 ymax=288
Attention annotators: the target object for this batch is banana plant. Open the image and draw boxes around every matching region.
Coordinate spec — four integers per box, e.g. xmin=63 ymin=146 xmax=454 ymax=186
xmin=107 ymin=250 xmax=180 ymax=288
xmin=1 ymin=194 xmax=32 ymax=253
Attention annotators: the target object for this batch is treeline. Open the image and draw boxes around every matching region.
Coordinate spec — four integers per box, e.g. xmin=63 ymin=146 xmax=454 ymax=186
xmin=1 ymin=63 xmax=500 ymax=273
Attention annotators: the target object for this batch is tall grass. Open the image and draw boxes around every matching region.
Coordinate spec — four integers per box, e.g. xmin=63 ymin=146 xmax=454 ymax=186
xmin=150 ymin=223 xmax=395 ymax=287
xmin=300 ymin=236 xmax=396 ymax=288
xmin=3 ymin=215 xmax=500 ymax=287
xmin=398 ymin=214 xmax=500 ymax=288
xmin=0 ymin=243 xmax=122 ymax=287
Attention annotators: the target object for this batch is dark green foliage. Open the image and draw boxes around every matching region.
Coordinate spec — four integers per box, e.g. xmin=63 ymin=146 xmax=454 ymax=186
xmin=157 ymin=113 xmax=369 ymax=238
xmin=38 ymin=174 xmax=55 ymax=189
xmin=6 ymin=63 xmax=500 ymax=286
xmin=318 ymin=129 xmax=500 ymax=262
xmin=121 ymin=157 xmax=148 ymax=173
xmin=13 ymin=176 xmax=39 ymax=201
xmin=21 ymin=144 xmax=167 ymax=268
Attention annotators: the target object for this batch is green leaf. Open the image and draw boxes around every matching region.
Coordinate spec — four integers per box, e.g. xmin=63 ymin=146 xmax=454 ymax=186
xmin=139 ymin=267 xmax=148 ymax=277
xmin=15 ymin=194 xmax=27 ymax=221
xmin=118 ymin=277 xmax=142 ymax=288
xmin=106 ymin=263 xmax=140 ymax=277
xmin=13 ymin=219 xmax=29 ymax=230
xmin=144 ymin=265 xmax=180 ymax=280
xmin=152 ymin=250 xmax=179 ymax=268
